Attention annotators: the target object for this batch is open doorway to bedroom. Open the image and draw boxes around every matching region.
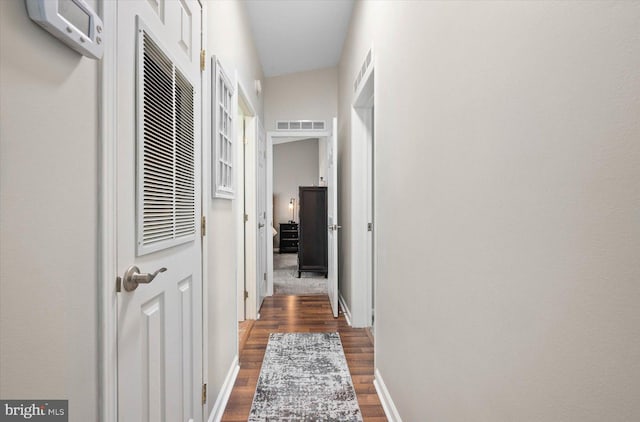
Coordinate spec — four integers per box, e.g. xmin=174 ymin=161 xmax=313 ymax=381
xmin=272 ymin=137 xmax=328 ymax=295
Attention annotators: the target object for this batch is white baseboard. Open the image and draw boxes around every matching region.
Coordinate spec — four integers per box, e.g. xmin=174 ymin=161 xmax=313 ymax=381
xmin=207 ymin=356 xmax=240 ymax=422
xmin=338 ymin=293 xmax=352 ymax=326
xmin=373 ymin=368 xmax=403 ymax=422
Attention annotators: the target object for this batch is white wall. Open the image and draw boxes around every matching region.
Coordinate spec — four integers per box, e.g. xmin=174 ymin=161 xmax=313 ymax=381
xmin=203 ymin=0 xmax=264 ymax=414
xmin=263 ymin=66 xmax=337 ymax=133
xmin=339 ymin=1 xmax=640 ymax=421
xmin=273 ymin=139 xmax=319 ymax=245
xmin=0 ymin=1 xmax=98 ymax=420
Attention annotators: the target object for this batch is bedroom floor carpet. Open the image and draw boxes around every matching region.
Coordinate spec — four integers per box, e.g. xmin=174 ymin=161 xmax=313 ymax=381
xmin=273 ymin=252 xmax=328 ymax=295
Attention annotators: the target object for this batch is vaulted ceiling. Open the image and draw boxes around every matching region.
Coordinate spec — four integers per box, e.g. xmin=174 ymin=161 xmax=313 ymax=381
xmin=243 ymin=0 xmax=355 ymax=77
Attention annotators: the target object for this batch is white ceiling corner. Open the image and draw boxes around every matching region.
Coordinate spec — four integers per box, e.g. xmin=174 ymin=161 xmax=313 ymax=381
xmin=243 ymin=0 xmax=355 ymax=78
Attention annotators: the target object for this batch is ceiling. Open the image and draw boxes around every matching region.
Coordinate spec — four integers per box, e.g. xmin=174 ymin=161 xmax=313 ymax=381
xmin=243 ymin=0 xmax=355 ymax=78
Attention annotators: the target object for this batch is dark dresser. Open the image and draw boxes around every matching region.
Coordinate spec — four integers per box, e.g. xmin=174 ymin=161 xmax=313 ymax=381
xmin=298 ymin=186 xmax=328 ymax=277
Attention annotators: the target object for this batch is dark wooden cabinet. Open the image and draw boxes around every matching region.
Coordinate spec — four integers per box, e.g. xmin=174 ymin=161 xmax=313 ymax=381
xmin=279 ymin=223 xmax=298 ymax=253
xmin=298 ymin=186 xmax=328 ymax=277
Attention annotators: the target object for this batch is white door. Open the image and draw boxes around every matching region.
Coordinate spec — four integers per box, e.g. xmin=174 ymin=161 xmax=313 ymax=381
xmin=327 ymin=117 xmax=339 ymax=317
xmin=256 ymin=122 xmax=267 ymax=310
xmin=116 ymin=1 xmax=203 ymax=421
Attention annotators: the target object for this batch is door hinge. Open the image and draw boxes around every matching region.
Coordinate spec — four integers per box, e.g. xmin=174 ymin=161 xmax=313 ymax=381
xmin=200 ymin=49 xmax=206 ymax=72
xmin=202 ymin=383 xmax=207 ymax=405
xmin=115 ymin=276 xmax=122 ymax=293
xmin=244 ymin=290 xmax=249 ymax=300
xmin=244 ymin=213 xmax=249 ymax=223
xmin=263 ymin=273 xmax=266 ymax=281
xmin=367 ymin=222 xmax=373 ymax=232
xmin=201 ymin=215 xmax=206 ymax=237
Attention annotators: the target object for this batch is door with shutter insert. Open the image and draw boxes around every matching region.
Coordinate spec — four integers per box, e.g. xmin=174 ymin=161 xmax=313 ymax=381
xmin=256 ymin=121 xmax=267 ymax=310
xmin=116 ymin=1 xmax=203 ymax=421
xmin=327 ymin=117 xmax=339 ymax=317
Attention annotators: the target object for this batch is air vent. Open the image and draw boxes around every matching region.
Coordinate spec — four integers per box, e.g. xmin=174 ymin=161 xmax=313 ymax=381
xmin=354 ymin=47 xmax=373 ymax=93
xmin=137 ymin=22 xmax=196 ymax=255
xmin=275 ymin=120 xmax=326 ymax=131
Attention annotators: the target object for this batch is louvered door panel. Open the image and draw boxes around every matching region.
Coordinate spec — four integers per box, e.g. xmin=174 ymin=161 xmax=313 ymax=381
xmin=175 ymin=69 xmax=195 ymax=239
xmin=137 ymin=22 xmax=195 ymax=255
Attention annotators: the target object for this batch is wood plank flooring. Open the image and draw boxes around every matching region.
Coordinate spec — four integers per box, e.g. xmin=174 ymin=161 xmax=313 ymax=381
xmin=221 ymin=295 xmax=387 ymax=421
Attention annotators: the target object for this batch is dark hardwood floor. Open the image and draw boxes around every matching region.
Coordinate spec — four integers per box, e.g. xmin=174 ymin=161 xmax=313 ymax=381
xmin=221 ymin=295 xmax=387 ymax=421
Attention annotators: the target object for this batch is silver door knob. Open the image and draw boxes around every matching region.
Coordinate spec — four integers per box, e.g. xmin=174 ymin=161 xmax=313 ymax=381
xmin=123 ymin=266 xmax=167 ymax=292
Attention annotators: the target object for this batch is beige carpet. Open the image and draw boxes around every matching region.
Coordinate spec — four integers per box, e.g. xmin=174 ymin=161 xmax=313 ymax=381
xmin=273 ymin=253 xmax=328 ymax=295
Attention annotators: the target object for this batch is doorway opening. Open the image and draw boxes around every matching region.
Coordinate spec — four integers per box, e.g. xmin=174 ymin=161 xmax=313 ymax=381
xmin=272 ymin=136 xmax=328 ymax=295
xmin=351 ymin=61 xmax=376 ymax=332
xmin=268 ymin=121 xmax=340 ymax=317
xmin=236 ymin=84 xmax=256 ymax=322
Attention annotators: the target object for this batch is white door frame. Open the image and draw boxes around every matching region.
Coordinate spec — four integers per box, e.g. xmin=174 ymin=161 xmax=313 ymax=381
xmin=236 ymin=80 xmax=259 ymax=320
xmin=98 ymin=0 xmax=118 ymax=419
xmin=266 ymin=130 xmax=331 ymax=297
xmin=256 ymin=120 xmax=268 ymax=310
xmin=350 ymin=61 xmax=376 ymax=329
xmin=200 ymin=1 xmax=209 ymax=409
xmin=266 ymin=133 xmax=274 ymax=297
xmin=98 ymin=1 xmax=207 ymax=419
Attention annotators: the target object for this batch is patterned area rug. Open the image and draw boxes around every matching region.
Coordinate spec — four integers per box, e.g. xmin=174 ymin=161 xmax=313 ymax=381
xmin=274 ymin=253 xmax=328 ymax=295
xmin=249 ymin=332 xmax=363 ymax=422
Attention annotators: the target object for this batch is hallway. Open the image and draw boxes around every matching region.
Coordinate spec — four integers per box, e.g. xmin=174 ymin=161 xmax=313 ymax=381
xmin=2 ymin=1 xmax=640 ymax=420
xmin=222 ymin=296 xmax=386 ymax=421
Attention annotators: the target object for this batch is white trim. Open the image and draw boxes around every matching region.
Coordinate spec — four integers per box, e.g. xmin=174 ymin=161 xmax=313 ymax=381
xmin=267 ymin=130 xmax=332 ymax=298
xmin=350 ymin=55 xmax=375 ymax=328
xmin=201 ymin=4 xmax=209 ymax=421
xmin=237 ymin=80 xmax=259 ymax=320
xmin=339 ymin=293 xmax=351 ymax=326
xmin=207 ymin=356 xmax=240 ymax=422
xmin=349 ymin=105 xmax=370 ymax=327
xmin=98 ymin=0 xmax=118 ymax=420
xmin=237 ymin=79 xmax=257 ymax=117
xmin=255 ymin=118 xmax=267 ymax=312
xmin=266 ymin=131 xmax=274 ymax=296
xmin=373 ymin=369 xmax=403 ymax=422
xmin=268 ymin=130 xmax=330 ymax=145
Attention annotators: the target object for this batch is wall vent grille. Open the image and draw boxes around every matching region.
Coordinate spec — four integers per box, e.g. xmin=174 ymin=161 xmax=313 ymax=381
xmin=137 ymin=23 xmax=196 ymax=255
xmin=354 ymin=48 xmax=373 ymax=93
xmin=276 ymin=120 xmax=326 ymax=131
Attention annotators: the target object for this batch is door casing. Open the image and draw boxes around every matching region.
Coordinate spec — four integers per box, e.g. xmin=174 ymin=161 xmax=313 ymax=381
xmin=98 ymin=1 xmax=118 ymax=419
xmin=350 ymin=59 xmax=376 ymax=330
xmin=236 ymin=80 xmax=261 ymax=320
xmin=266 ymin=130 xmax=332 ymax=298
